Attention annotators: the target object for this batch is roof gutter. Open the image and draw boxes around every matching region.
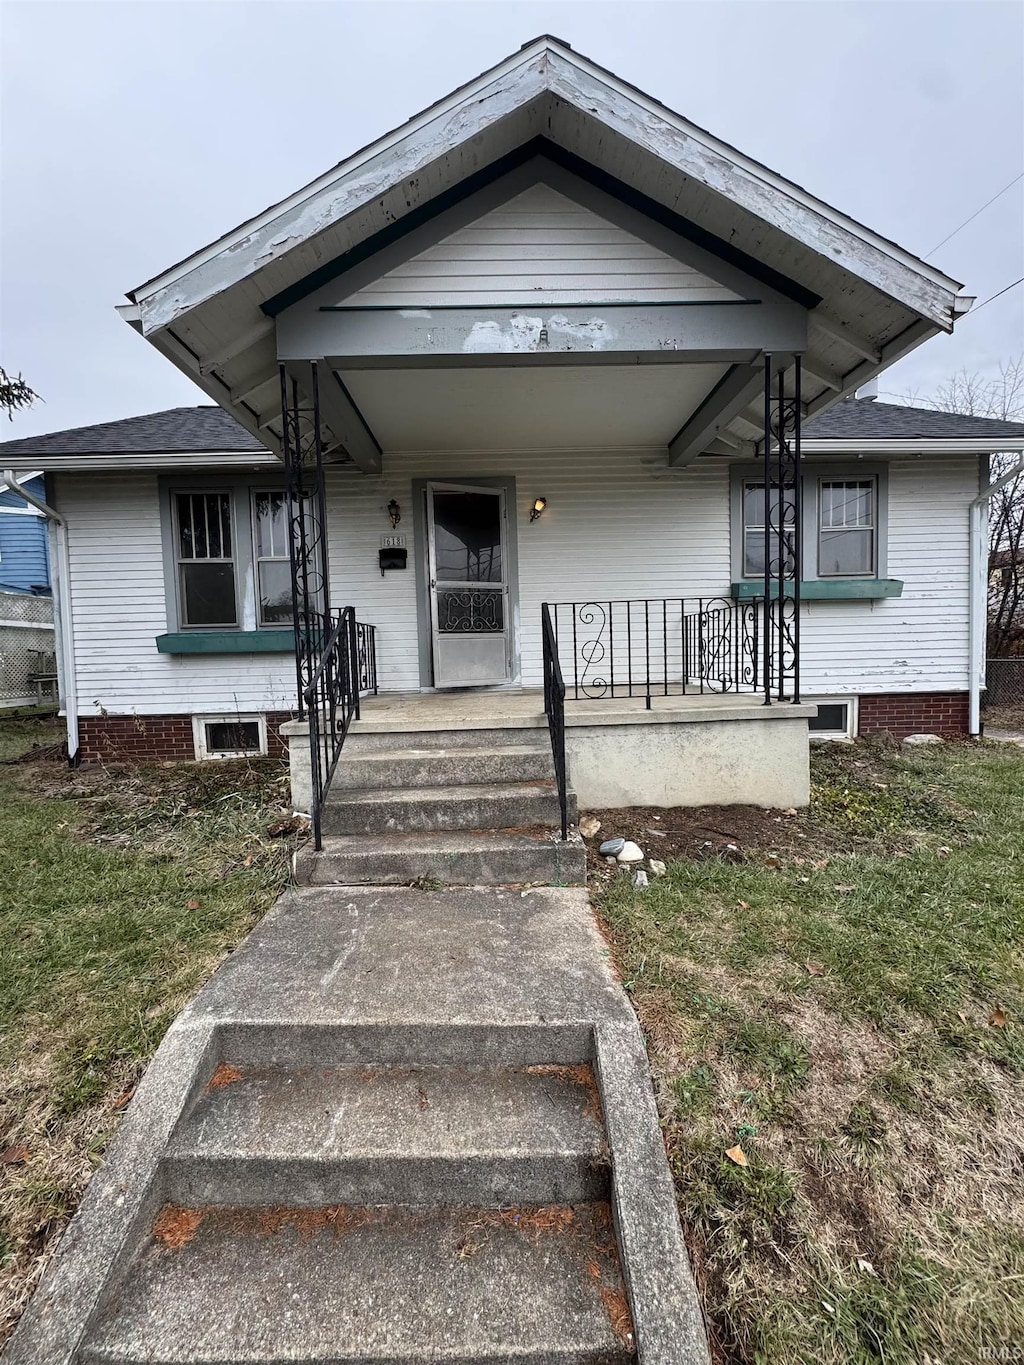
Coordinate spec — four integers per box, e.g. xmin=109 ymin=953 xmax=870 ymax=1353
xmin=801 ymin=438 xmax=1024 ymax=455
xmin=968 ymin=455 xmax=1024 ymax=735
xmin=2 ymin=470 xmax=79 ymax=765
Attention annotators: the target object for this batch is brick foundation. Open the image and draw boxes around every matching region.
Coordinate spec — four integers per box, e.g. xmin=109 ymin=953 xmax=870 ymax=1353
xmin=77 ymin=711 xmax=295 ymax=762
xmin=857 ymin=692 xmax=969 ymax=739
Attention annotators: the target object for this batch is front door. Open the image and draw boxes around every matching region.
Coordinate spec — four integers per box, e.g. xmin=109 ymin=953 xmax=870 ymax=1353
xmin=427 ymin=482 xmax=510 ymax=687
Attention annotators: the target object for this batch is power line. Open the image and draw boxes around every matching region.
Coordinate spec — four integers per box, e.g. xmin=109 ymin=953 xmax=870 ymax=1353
xmin=961 ymin=276 xmax=1024 ymax=320
xmin=925 ymin=171 xmax=1024 ymax=258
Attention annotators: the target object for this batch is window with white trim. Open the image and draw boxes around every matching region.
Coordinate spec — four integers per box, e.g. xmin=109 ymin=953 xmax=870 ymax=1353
xmin=192 ymin=714 xmax=268 ymax=759
xmin=808 ymin=698 xmax=857 ymax=740
xmin=819 ymin=479 xmax=876 ymax=577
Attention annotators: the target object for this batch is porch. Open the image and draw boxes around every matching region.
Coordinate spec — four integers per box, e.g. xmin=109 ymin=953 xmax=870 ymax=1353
xmin=285 ymin=675 xmax=816 ymax=850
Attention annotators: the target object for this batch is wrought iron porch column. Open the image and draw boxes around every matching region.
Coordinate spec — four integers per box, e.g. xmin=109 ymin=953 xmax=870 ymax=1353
xmin=280 ymin=361 xmax=332 ymax=717
xmin=762 ymin=354 xmax=803 ymax=704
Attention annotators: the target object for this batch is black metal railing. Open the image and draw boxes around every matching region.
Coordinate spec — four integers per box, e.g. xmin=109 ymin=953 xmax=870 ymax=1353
xmin=547 ymin=597 xmax=762 ymax=706
xmin=541 ymin=603 xmax=568 ymax=840
xmin=305 ymin=608 xmax=378 ymax=850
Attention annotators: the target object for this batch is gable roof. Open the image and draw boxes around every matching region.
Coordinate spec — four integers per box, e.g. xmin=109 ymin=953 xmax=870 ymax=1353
xmin=119 ymin=35 xmax=969 ymax=463
xmin=4 ymin=398 xmax=1024 ymax=466
xmin=804 ymin=398 xmax=1024 ymax=442
xmin=0 ymin=407 xmax=266 ymax=458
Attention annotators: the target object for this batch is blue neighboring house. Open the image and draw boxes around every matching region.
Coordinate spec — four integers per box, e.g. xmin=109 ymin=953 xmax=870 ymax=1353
xmin=0 ymin=473 xmax=51 ymax=594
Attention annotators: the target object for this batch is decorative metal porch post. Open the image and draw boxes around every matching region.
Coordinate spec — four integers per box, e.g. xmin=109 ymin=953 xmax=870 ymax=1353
xmin=762 ymin=354 xmax=803 ymax=704
xmin=279 ymin=361 xmax=332 ymax=718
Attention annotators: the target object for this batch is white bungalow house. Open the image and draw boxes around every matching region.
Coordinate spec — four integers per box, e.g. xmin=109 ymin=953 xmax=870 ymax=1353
xmin=4 ymin=36 xmax=1024 ymax=845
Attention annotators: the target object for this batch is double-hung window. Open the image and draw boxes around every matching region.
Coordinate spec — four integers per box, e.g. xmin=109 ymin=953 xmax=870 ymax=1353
xmin=733 ymin=464 xmax=889 ymax=591
xmin=252 ymin=491 xmax=294 ymax=626
xmin=818 ymin=479 xmax=876 ymax=577
xmin=174 ymin=492 xmax=238 ymax=626
xmin=165 ymin=480 xmax=304 ymax=635
xmin=741 ymin=482 xmax=797 ymax=577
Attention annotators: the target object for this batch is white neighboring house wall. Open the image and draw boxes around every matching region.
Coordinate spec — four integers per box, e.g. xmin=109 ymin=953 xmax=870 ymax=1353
xmin=52 ymin=453 xmax=976 ymax=721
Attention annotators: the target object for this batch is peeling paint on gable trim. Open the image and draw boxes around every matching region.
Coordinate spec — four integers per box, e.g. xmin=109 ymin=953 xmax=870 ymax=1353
xmin=127 ymin=38 xmax=962 ymax=339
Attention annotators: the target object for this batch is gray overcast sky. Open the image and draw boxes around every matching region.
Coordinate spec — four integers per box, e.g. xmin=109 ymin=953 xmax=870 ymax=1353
xmin=2 ymin=0 xmax=1022 ymax=439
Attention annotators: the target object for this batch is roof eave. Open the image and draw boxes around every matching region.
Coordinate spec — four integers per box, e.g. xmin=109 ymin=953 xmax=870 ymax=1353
xmin=125 ymin=39 xmax=963 ymax=340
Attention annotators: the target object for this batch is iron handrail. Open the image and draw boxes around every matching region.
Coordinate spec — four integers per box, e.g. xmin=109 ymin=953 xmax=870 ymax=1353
xmin=304 ymin=607 xmax=377 ymax=850
xmin=541 ymin=602 xmax=568 ymax=841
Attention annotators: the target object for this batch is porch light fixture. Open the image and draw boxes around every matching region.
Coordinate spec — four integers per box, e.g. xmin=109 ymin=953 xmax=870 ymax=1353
xmin=530 ymin=497 xmax=547 ymax=522
xmin=387 ymin=499 xmax=401 ymax=528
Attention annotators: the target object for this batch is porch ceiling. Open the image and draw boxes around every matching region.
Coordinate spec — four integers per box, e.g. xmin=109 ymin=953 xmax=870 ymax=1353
xmin=339 ymin=361 xmax=727 ymax=452
xmin=120 ymin=36 xmax=970 ymax=468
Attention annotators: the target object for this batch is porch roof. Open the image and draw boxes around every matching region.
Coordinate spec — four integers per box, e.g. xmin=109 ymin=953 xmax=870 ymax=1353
xmin=120 ymin=37 xmax=964 ymax=466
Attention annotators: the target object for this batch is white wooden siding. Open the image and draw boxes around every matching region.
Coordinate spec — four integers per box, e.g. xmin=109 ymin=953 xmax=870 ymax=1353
xmin=797 ymin=459 xmax=975 ymax=695
xmin=60 ymin=473 xmax=295 ymax=717
xmin=341 ymin=184 xmax=741 ymax=307
xmin=56 ymin=456 xmax=975 ymax=720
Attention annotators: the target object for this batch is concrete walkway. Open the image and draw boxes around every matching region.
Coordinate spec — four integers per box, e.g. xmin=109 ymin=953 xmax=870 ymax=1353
xmin=8 ymin=884 xmax=710 ymax=1364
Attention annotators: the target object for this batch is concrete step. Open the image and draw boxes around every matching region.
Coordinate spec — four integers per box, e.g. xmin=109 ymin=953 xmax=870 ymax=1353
xmin=82 ymin=1201 xmax=634 ymax=1364
xmin=346 ymin=723 xmax=547 ymax=753
xmin=333 ymin=745 xmax=553 ymax=791
xmin=296 ymin=829 xmax=585 ymax=886
xmin=321 ymin=782 xmax=576 ymax=836
xmin=163 ymin=1063 xmax=608 ymax=1207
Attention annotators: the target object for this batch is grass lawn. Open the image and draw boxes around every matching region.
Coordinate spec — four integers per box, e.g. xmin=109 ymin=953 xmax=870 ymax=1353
xmin=0 ymin=712 xmax=298 ymax=1344
xmin=594 ymin=738 xmax=1024 ymax=1365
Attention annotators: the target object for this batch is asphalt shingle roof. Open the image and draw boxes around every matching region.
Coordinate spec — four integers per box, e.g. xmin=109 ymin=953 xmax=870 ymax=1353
xmin=803 ymin=397 xmax=1024 ymax=441
xmin=0 ymin=406 xmax=266 ymax=457
xmin=2 ymin=398 xmax=1023 ymax=459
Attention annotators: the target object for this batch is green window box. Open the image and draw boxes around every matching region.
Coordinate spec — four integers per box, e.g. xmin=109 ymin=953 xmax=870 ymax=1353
xmin=731 ymin=579 xmax=904 ymax=602
xmin=155 ymin=630 xmax=296 ymax=655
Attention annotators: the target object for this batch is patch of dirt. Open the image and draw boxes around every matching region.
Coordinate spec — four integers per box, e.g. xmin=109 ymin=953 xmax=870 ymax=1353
xmin=206 ymin=1063 xmax=243 ymax=1091
xmin=579 ymin=802 xmax=813 ymax=872
xmin=153 ymin=1206 xmax=205 ymax=1249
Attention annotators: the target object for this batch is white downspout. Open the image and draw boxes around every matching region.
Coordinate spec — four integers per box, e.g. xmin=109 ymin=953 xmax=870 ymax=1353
xmin=969 ymin=455 xmax=1024 ymax=736
xmin=2 ymin=470 xmax=79 ymax=762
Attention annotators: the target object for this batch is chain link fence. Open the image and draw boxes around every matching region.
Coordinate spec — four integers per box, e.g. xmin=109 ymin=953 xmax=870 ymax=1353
xmin=0 ymin=591 xmax=57 ymax=707
xmin=985 ymin=658 xmax=1024 ymax=709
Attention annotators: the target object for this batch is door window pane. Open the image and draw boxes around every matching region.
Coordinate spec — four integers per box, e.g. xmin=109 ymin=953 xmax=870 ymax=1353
xmin=433 ymin=492 xmax=502 ymax=582
xmin=436 ymin=587 xmax=504 ymax=633
xmin=819 ymin=480 xmax=875 ymax=577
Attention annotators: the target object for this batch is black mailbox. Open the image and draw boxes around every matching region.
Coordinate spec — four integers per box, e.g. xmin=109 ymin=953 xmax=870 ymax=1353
xmin=379 ymin=547 xmax=408 ymax=575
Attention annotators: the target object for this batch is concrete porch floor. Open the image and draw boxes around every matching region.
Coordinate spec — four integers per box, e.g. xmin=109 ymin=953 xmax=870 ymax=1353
xmin=356 ymin=687 xmax=806 ymax=731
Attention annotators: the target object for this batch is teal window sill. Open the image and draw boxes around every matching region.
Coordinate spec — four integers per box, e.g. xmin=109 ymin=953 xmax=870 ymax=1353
xmin=731 ymin=579 xmax=904 ymax=601
xmin=156 ymin=630 xmax=296 ymax=655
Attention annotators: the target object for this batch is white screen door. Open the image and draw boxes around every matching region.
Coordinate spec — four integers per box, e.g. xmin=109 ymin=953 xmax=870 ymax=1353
xmin=427 ymin=482 xmax=510 ymax=687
